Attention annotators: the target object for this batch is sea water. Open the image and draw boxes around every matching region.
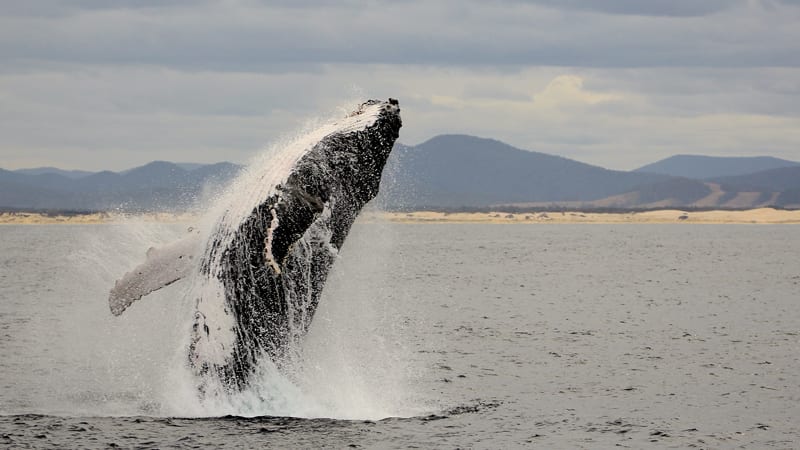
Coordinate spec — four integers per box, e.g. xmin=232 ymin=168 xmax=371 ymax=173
xmin=1 ymin=222 xmax=798 ymax=448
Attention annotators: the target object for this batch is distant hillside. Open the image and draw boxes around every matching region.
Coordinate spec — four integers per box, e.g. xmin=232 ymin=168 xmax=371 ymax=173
xmin=4 ymin=138 xmax=799 ymax=212
xmin=704 ymin=166 xmax=800 ymax=208
xmin=13 ymin=167 xmax=94 ymax=179
xmin=378 ymin=136 xmax=800 ymax=209
xmin=379 ymin=135 xmax=671 ymax=208
xmin=711 ymin=166 xmax=800 ymax=192
xmin=635 ymin=154 xmax=800 ymax=179
xmin=0 ymin=162 xmax=241 ymax=211
xmin=590 ymin=178 xmax=713 ymax=209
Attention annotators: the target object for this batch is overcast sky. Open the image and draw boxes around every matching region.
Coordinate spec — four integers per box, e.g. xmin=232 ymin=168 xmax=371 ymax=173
xmin=2 ymin=0 xmax=799 ymax=171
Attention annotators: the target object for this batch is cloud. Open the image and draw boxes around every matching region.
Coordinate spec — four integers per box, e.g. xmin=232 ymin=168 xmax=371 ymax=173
xmin=0 ymin=0 xmax=798 ymax=70
xmin=523 ymin=0 xmax=743 ymax=17
xmin=4 ymin=64 xmax=798 ymax=171
xmin=428 ymin=74 xmax=630 ymax=118
xmin=533 ymin=75 xmax=622 ymax=109
xmin=0 ymin=0 xmax=213 ymax=18
xmin=0 ymin=66 xmax=366 ymax=170
xmin=1 ymin=1 xmax=799 ymax=171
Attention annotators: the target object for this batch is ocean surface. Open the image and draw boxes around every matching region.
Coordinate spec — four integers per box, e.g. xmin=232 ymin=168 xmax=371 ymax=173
xmin=1 ymin=221 xmax=798 ymax=448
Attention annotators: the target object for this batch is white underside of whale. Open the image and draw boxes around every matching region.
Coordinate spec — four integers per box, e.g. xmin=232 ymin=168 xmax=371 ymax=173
xmin=108 ymin=231 xmax=202 ymax=316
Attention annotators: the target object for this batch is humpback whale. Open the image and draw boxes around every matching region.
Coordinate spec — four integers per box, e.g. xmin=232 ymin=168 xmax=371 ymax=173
xmin=109 ymin=99 xmax=402 ymax=392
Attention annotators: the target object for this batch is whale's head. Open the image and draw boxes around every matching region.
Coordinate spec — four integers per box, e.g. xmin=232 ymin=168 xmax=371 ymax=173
xmin=313 ymin=98 xmax=402 ymax=207
xmin=345 ymin=98 xmax=402 ymax=158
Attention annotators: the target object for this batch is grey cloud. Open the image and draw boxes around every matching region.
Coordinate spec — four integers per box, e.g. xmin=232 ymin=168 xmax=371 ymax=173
xmin=0 ymin=0 xmax=798 ymax=70
xmin=521 ymin=0 xmax=744 ymax=17
xmin=0 ymin=0 xmax=214 ymax=18
xmin=2 ymin=64 xmax=800 ymax=171
xmin=765 ymin=0 xmax=800 ymax=8
xmin=0 ymin=0 xmax=749 ymax=18
xmin=584 ymin=68 xmax=800 ymax=117
xmin=2 ymin=2 xmax=800 ymax=171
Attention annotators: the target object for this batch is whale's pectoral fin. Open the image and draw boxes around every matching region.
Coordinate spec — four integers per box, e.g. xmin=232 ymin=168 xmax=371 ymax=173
xmin=109 ymin=233 xmax=201 ymax=316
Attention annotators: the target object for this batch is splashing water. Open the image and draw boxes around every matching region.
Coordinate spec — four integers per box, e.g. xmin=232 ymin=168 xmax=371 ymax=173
xmin=0 ymin=101 xmax=424 ymax=420
xmin=122 ymin=101 xmax=422 ymax=419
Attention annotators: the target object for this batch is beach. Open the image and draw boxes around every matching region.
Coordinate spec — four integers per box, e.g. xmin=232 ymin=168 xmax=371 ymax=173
xmin=0 ymin=212 xmax=197 ymax=225
xmin=371 ymin=208 xmax=800 ymax=224
xmin=3 ymin=208 xmax=800 ymax=225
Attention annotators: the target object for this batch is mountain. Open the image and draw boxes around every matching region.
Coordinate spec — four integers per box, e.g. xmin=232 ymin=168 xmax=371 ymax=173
xmin=0 ymin=175 xmax=76 ymax=210
xmin=0 ymin=162 xmax=241 ymax=211
xmin=176 ymin=163 xmax=208 ymax=171
xmin=589 ymin=178 xmax=714 ymax=209
xmin=711 ymin=166 xmax=800 ymax=192
xmin=378 ymin=136 xmax=800 ymax=209
xmin=4 ymin=138 xmax=799 ymax=212
xmin=635 ymin=155 xmax=800 ymax=179
xmin=379 ymin=135 xmax=672 ymax=208
xmin=13 ymin=167 xmax=94 ymax=179
xmin=189 ymin=162 xmax=242 ymax=183
xmin=702 ymin=166 xmax=800 ymax=208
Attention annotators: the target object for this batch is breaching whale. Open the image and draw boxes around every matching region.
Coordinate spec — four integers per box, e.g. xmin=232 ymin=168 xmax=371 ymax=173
xmin=109 ymin=99 xmax=402 ymax=392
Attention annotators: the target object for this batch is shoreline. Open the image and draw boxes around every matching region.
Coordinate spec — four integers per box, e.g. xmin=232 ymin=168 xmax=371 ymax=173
xmin=370 ymin=208 xmax=800 ymax=224
xmin=0 ymin=212 xmax=197 ymax=225
xmin=2 ymin=208 xmax=800 ymax=225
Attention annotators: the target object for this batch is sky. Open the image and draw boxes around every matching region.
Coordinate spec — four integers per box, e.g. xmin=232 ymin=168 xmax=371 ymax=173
xmin=1 ymin=0 xmax=799 ymax=171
